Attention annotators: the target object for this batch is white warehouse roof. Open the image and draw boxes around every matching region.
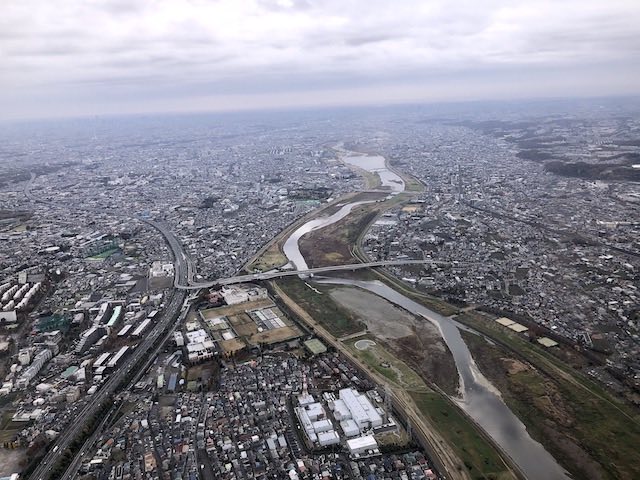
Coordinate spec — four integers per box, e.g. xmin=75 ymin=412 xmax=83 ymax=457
xmin=340 ymin=419 xmax=360 ymax=437
xmin=304 ymin=402 xmax=325 ymax=421
xmin=346 ymin=435 xmax=377 ymax=454
xmin=312 ymin=419 xmax=333 ymax=433
xmin=317 ymin=430 xmax=340 ymax=446
xmin=331 ymin=398 xmax=352 ymax=420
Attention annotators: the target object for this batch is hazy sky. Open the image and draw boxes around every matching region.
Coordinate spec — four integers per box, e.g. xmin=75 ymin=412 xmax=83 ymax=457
xmin=2 ymin=0 xmax=639 ymax=119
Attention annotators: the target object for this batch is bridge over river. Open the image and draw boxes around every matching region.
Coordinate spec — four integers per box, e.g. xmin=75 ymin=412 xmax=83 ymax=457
xmin=176 ymin=259 xmax=473 ymax=290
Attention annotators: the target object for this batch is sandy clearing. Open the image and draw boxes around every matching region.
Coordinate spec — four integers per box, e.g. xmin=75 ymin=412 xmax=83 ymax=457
xmin=329 ymin=287 xmax=416 ymax=339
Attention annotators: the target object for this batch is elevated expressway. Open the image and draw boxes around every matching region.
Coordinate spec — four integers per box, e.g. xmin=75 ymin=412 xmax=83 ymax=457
xmin=30 ymin=221 xmax=191 ymax=480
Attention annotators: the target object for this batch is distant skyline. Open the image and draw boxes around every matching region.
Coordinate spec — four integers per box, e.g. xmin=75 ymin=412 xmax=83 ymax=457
xmin=2 ymin=0 xmax=640 ymax=120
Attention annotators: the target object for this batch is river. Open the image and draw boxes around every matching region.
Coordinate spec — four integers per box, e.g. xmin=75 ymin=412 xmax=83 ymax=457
xmin=282 ymin=200 xmax=377 ymax=270
xmin=281 ymin=150 xmax=570 ymax=479
xmin=342 ymin=154 xmax=405 ymax=192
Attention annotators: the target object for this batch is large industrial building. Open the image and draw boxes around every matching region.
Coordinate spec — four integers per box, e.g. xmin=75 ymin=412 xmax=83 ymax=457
xmin=16 ymin=349 xmax=53 ymax=389
xmin=131 ymin=318 xmax=152 ymax=337
xmin=183 ymin=328 xmax=216 ymax=363
xmin=105 ymin=305 xmax=123 ymax=330
xmin=296 ymin=396 xmax=341 ymax=446
xmin=334 ymin=388 xmax=383 ymax=433
xmin=220 ymin=285 xmax=268 ymax=305
xmin=346 ymin=435 xmax=379 ymax=456
xmin=76 ymin=326 xmax=107 ymax=353
xmin=93 ymin=352 xmax=111 ymax=369
xmin=295 ymin=388 xmax=388 ymax=455
xmin=106 ymin=346 xmax=129 ymax=369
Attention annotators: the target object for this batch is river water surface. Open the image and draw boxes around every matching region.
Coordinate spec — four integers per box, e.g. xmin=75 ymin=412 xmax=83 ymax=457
xmin=282 ymin=200 xmax=376 ymax=270
xmin=281 ymin=150 xmax=570 ymax=479
xmin=342 ymin=154 xmax=405 ymax=192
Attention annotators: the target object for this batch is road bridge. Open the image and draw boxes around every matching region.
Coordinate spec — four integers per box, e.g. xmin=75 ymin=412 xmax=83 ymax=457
xmin=177 ymin=258 xmax=475 ymax=290
xmin=142 ymin=218 xmax=479 ymax=291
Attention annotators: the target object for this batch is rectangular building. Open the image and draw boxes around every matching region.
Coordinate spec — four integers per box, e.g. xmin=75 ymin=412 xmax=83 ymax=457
xmin=93 ymin=352 xmax=111 ymax=368
xmin=106 ymin=305 xmax=122 ymax=328
xmin=317 ymin=430 xmax=340 ymax=446
xmin=339 ymin=388 xmax=383 ymax=432
xmin=312 ymin=419 xmax=333 ymax=433
xmin=132 ymin=318 xmax=151 ymax=337
xmin=340 ymin=419 xmax=360 ymax=437
xmin=346 ymin=435 xmax=378 ymax=455
xmin=106 ymin=346 xmax=129 ymax=369
xmin=117 ymin=324 xmax=132 ymax=337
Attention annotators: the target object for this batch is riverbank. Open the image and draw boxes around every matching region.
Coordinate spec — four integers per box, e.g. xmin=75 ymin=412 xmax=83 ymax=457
xmin=329 ymin=286 xmax=459 ymax=396
xmin=244 ymin=191 xmax=369 ymax=272
xmin=457 ymin=312 xmax=640 ymax=480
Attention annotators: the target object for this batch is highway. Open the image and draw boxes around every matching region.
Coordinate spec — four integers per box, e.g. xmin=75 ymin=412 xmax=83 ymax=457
xmin=29 ymin=219 xmax=191 ymax=480
xmin=59 ymin=400 xmax=123 ymax=480
xmin=59 ymin=298 xmax=195 ymax=480
xmin=24 ymin=172 xmax=38 ymax=204
xmin=143 ymin=219 xmax=197 ymax=288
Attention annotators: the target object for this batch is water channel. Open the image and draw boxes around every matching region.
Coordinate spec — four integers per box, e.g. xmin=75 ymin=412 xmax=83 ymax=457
xmin=342 ymin=154 xmax=405 ymax=192
xmin=281 ymin=151 xmax=569 ymax=479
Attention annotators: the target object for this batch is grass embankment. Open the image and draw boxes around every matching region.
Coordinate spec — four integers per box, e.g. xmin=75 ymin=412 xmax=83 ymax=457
xmin=246 ymin=243 xmax=288 ymax=272
xmin=344 ymin=336 xmax=428 ymax=392
xmin=275 ymin=277 xmax=363 ymax=337
xmin=403 ymin=175 xmax=424 ymax=192
xmin=410 ymin=392 xmax=515 ymax=480
xmin=393 ymin=166 xmax=424 ymax=193
xmin=457 ymin=312 xmax=640 ymax=480
xmin=360 ymin=169 xmax=382 ymax=189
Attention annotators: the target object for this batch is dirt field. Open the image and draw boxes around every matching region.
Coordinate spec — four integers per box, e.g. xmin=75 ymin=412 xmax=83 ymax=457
xmin=330 ymin=287 xmax=415 ymax=339
xmin=299 ymin=205 xmax=378 ymax=268
xmin=297 ymin=191 xmax=391 ymax=269
xmin=0 ymin=448 xmax=25 ymax=476
xmin=246 ymin=191 xmax=379 ymax=273
xmin=186 ymin=363 xmax=219 ymax=384
xmin=220 ymin=338 xmax=246 ymax=354
xmin=248 ymin=243 xmax=288 ymax=271
xmin=231 ymin=323 xmax=257 ymax=338
xmin=249 ymin=325 xmax=301 ymax=344
xmin=228 ymin=312 xmax=256 ymax=335
xmin=223 ymin=305 xmax=301 ymax=346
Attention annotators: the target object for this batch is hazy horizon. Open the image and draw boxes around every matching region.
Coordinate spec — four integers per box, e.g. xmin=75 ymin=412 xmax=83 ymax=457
xmin=2 ymin=0 xmax=640 ymax=120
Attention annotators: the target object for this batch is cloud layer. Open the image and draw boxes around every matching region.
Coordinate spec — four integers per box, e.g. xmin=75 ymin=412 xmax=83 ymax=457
xmin=2 ymin=0 xmax=639 ymax=119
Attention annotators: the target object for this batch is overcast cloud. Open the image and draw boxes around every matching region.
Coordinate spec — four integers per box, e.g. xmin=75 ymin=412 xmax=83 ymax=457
xmin=1 ymin=0 xmax=639 ymax=119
